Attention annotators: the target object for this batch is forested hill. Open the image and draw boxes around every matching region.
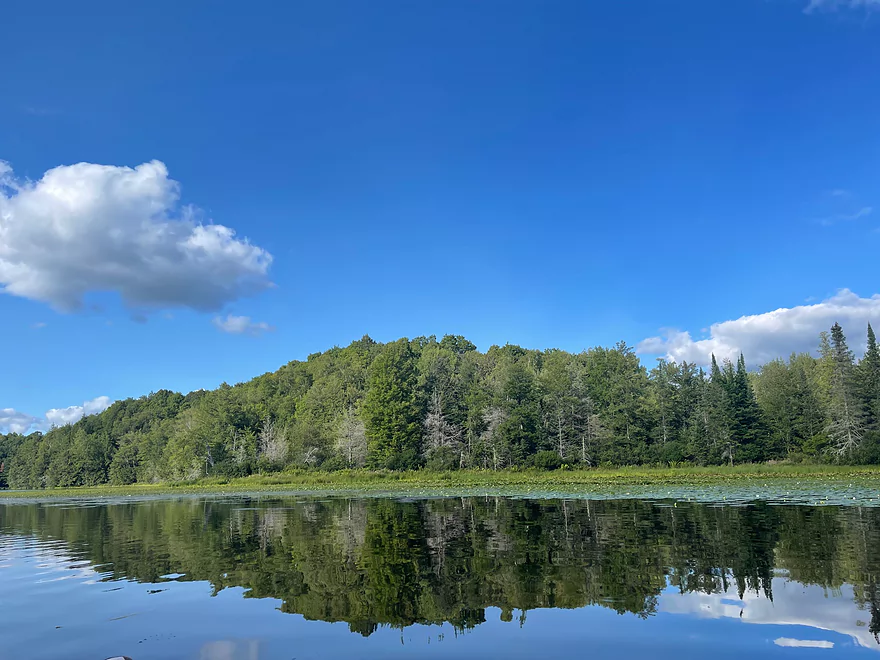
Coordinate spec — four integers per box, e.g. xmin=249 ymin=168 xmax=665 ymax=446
xmin=2 ymin=322 xmax=880 ymax=489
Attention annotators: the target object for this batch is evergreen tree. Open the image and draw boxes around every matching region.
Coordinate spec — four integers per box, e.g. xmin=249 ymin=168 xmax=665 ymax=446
xmin=649 ymin=360 xmax=676 ymax=449
xmin=859 ymin=324 xmax=880 ymax=429
xmin=362 ymin=339 xmax=423 ymax=469
xmin=706 ymin=355 xmax=735 ymax=464
xmin=857 ymin=324 xmax=880 ymax=461
xmin=728 ymin=354 xmax=770 ymax=462
xmin=788 ymin=352 xmax=827 ymax=454
xmin=684 ymin=368 xmax=712 ymax=464
xmin=496 ymin=362 xmax=541 ymax=465
xmin=9 ymin=325 xmax=880 ymax=490
xmin=826 ymin=323 xmax=865 ymax=459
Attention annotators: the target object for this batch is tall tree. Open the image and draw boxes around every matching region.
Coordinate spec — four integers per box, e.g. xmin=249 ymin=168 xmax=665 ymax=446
xmin=496 ymin=361 xmax=541 ymax=464
xmin=422 ymin=389 xmax=464 ymax=468
xmin=825 ymin=323 xmax=865 ymax=459
xmin=754 ymin=359 xmax=797 ymax=455
xmin=581 ymin=342 xmax=650 ymax=464
xmin=788 ymin=352 xmax=827 ymax=454
xmin=728 ymin=354 xmax=770 ymax=462
xmin=362 ymin=339 xmax=423 ymax=469
xmin=539 ymin=350 xmax=579 ymax=461
xmin=859 ymin=324 xmax=880 ymax=431
xmin=336 ymin=406 xmax=367 ymax=468
xmin=706 ymin=355 xmax=735 ymax=464
xmin=649 ymin=359 xmax=677 ymax=449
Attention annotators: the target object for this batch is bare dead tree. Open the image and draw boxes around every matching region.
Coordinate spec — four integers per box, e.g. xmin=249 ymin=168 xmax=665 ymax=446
xmin=259 ymin=417 xmax=288 ymax=463
xmin=423 ymin=390 xmax=463 ymax=462
xmin=336 ymin=406 xmax=367 ymax=468
xmin=480 ymin=406 xmax=507 ymax=470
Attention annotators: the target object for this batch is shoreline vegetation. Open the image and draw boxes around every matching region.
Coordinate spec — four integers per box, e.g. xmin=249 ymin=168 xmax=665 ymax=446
xmin=3 ymin=463 xmax=880 ymax=499
xmin=3 ymin=322 xmax=880 ymax=492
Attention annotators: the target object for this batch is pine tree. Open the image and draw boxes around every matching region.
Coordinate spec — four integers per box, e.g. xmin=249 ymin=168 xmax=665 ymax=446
xmin=826 ymin=323 xmax=866 ymax=459
xmin=859 ymin=324 xmax=880 ymax=430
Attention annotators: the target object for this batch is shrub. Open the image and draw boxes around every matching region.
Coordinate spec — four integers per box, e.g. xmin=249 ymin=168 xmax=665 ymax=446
xmin=532 ymin=450 xmax=563 ymax=470
xmin=425 ymin=446 xmax=459 ymax=471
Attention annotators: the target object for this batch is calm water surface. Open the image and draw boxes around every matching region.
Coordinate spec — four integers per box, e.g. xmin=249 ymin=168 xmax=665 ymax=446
xmin=1 ymin=494 xmax=880 ymax=659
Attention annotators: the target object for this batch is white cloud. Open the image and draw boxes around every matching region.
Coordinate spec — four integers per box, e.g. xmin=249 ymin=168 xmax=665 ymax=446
xmin=661 ymin=579 xmax=876 ymax=651
xmin=44 ymin=396 xmax=113 ymax=428
xmin=0 ymin=408 xmax=39 ymax=434
xmin=816 ymin=206 xmax=873 ymax=226
xmin=0 ymin=396 xmax=114 ymax=434
xmin=805 ymin=0 xmax=880 ymax=11
xmin=31 ymin=322 xmax=47 ymax=329
xmin=212 ymin=314 xmax=275 ymax=336
xmin=0 ymin=159 xmax=272 ymax=313
xmin=637 ymin=289 xmax=880 ymax=366
xmin=774 ymin=638 xmax=834 ymax=648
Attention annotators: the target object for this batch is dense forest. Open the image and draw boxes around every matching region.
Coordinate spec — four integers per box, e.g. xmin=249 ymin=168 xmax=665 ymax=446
xmin=2 ymin=321 xmax=880 ymax=489
xmin=2 ymin=496 xmax=879 ymax=640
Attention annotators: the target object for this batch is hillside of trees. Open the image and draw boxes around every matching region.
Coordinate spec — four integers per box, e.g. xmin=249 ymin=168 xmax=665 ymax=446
xmin=2 ymin=322 xmax=880 ymax=489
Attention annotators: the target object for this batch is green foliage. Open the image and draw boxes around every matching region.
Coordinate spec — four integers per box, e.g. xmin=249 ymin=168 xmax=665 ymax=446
xmin=860 ymin=324 xmax=880 ymax=434
xmin=5 ymin=496 xmax=880 ymax=635
xmin=362 ymin=339 xmax=423 ymax=469
xmin=825 ymin=323 xmax=867 ymax=459
xmin=531 ymin=450 xmax=563 ymax=470
xmin=7 ymin=324 xmax=880 ymax=491
xmin=0 ymin=432 xmax=27 ymax=488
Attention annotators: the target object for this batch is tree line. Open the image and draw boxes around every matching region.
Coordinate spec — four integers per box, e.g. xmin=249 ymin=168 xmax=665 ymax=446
xmin=2 ymin=496 xmax=878 ymax=639
xmin=2 ymin=321 xmax=880 ymax=488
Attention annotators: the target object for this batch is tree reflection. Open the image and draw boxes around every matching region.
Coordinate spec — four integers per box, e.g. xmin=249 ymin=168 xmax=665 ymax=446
xmin=1 ymin=496 xmax=879 ymax=641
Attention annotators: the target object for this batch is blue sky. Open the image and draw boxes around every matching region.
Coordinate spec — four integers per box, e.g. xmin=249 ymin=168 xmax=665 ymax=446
xmin=2 ymin=0 xmax=880 ymax=430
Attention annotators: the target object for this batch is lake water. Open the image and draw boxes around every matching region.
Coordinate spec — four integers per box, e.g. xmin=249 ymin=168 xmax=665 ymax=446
xmin=1 ymin=494 xmax=879 ymax=659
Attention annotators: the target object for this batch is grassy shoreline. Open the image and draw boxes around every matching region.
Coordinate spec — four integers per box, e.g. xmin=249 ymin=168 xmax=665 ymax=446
xmin=2 ymin=463 xmax=880 ymax=499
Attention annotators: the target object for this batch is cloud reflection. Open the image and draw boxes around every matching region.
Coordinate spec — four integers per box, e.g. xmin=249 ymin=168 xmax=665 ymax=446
xmin=661 ymin=578 xmax=877 ymax=651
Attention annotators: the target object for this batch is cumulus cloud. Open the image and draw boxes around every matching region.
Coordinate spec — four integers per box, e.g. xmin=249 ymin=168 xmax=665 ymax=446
xmin=0 ymin=409 xmax=39 ymax=434
xmin=212 ymin=314 xmax=275 ymax=336
xmin=637 ymin=289 xmax=880 ymax=366
xmin=44 ymin=396 xmax=114 ymax=427
xmin=661 ymin=579 xmax=874 ymax=650
xmin=0 ymin=396 xmax=113 ymax=434
xmin=0 ymin=159 xmax=272 ymax=313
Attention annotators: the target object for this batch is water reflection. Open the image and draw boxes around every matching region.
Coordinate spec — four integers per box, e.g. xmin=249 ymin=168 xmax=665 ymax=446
xmin=1 ymin=496 xmax=879 ymax=654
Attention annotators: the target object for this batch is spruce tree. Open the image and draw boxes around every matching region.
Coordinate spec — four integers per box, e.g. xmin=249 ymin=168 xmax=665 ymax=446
xmin=826 ymin=323 xmax=865 ymax=459
xmin=859 ymin=324 xmax=880 ymax=429
xmin=725 ymin=354 xmax=769 ymax=461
